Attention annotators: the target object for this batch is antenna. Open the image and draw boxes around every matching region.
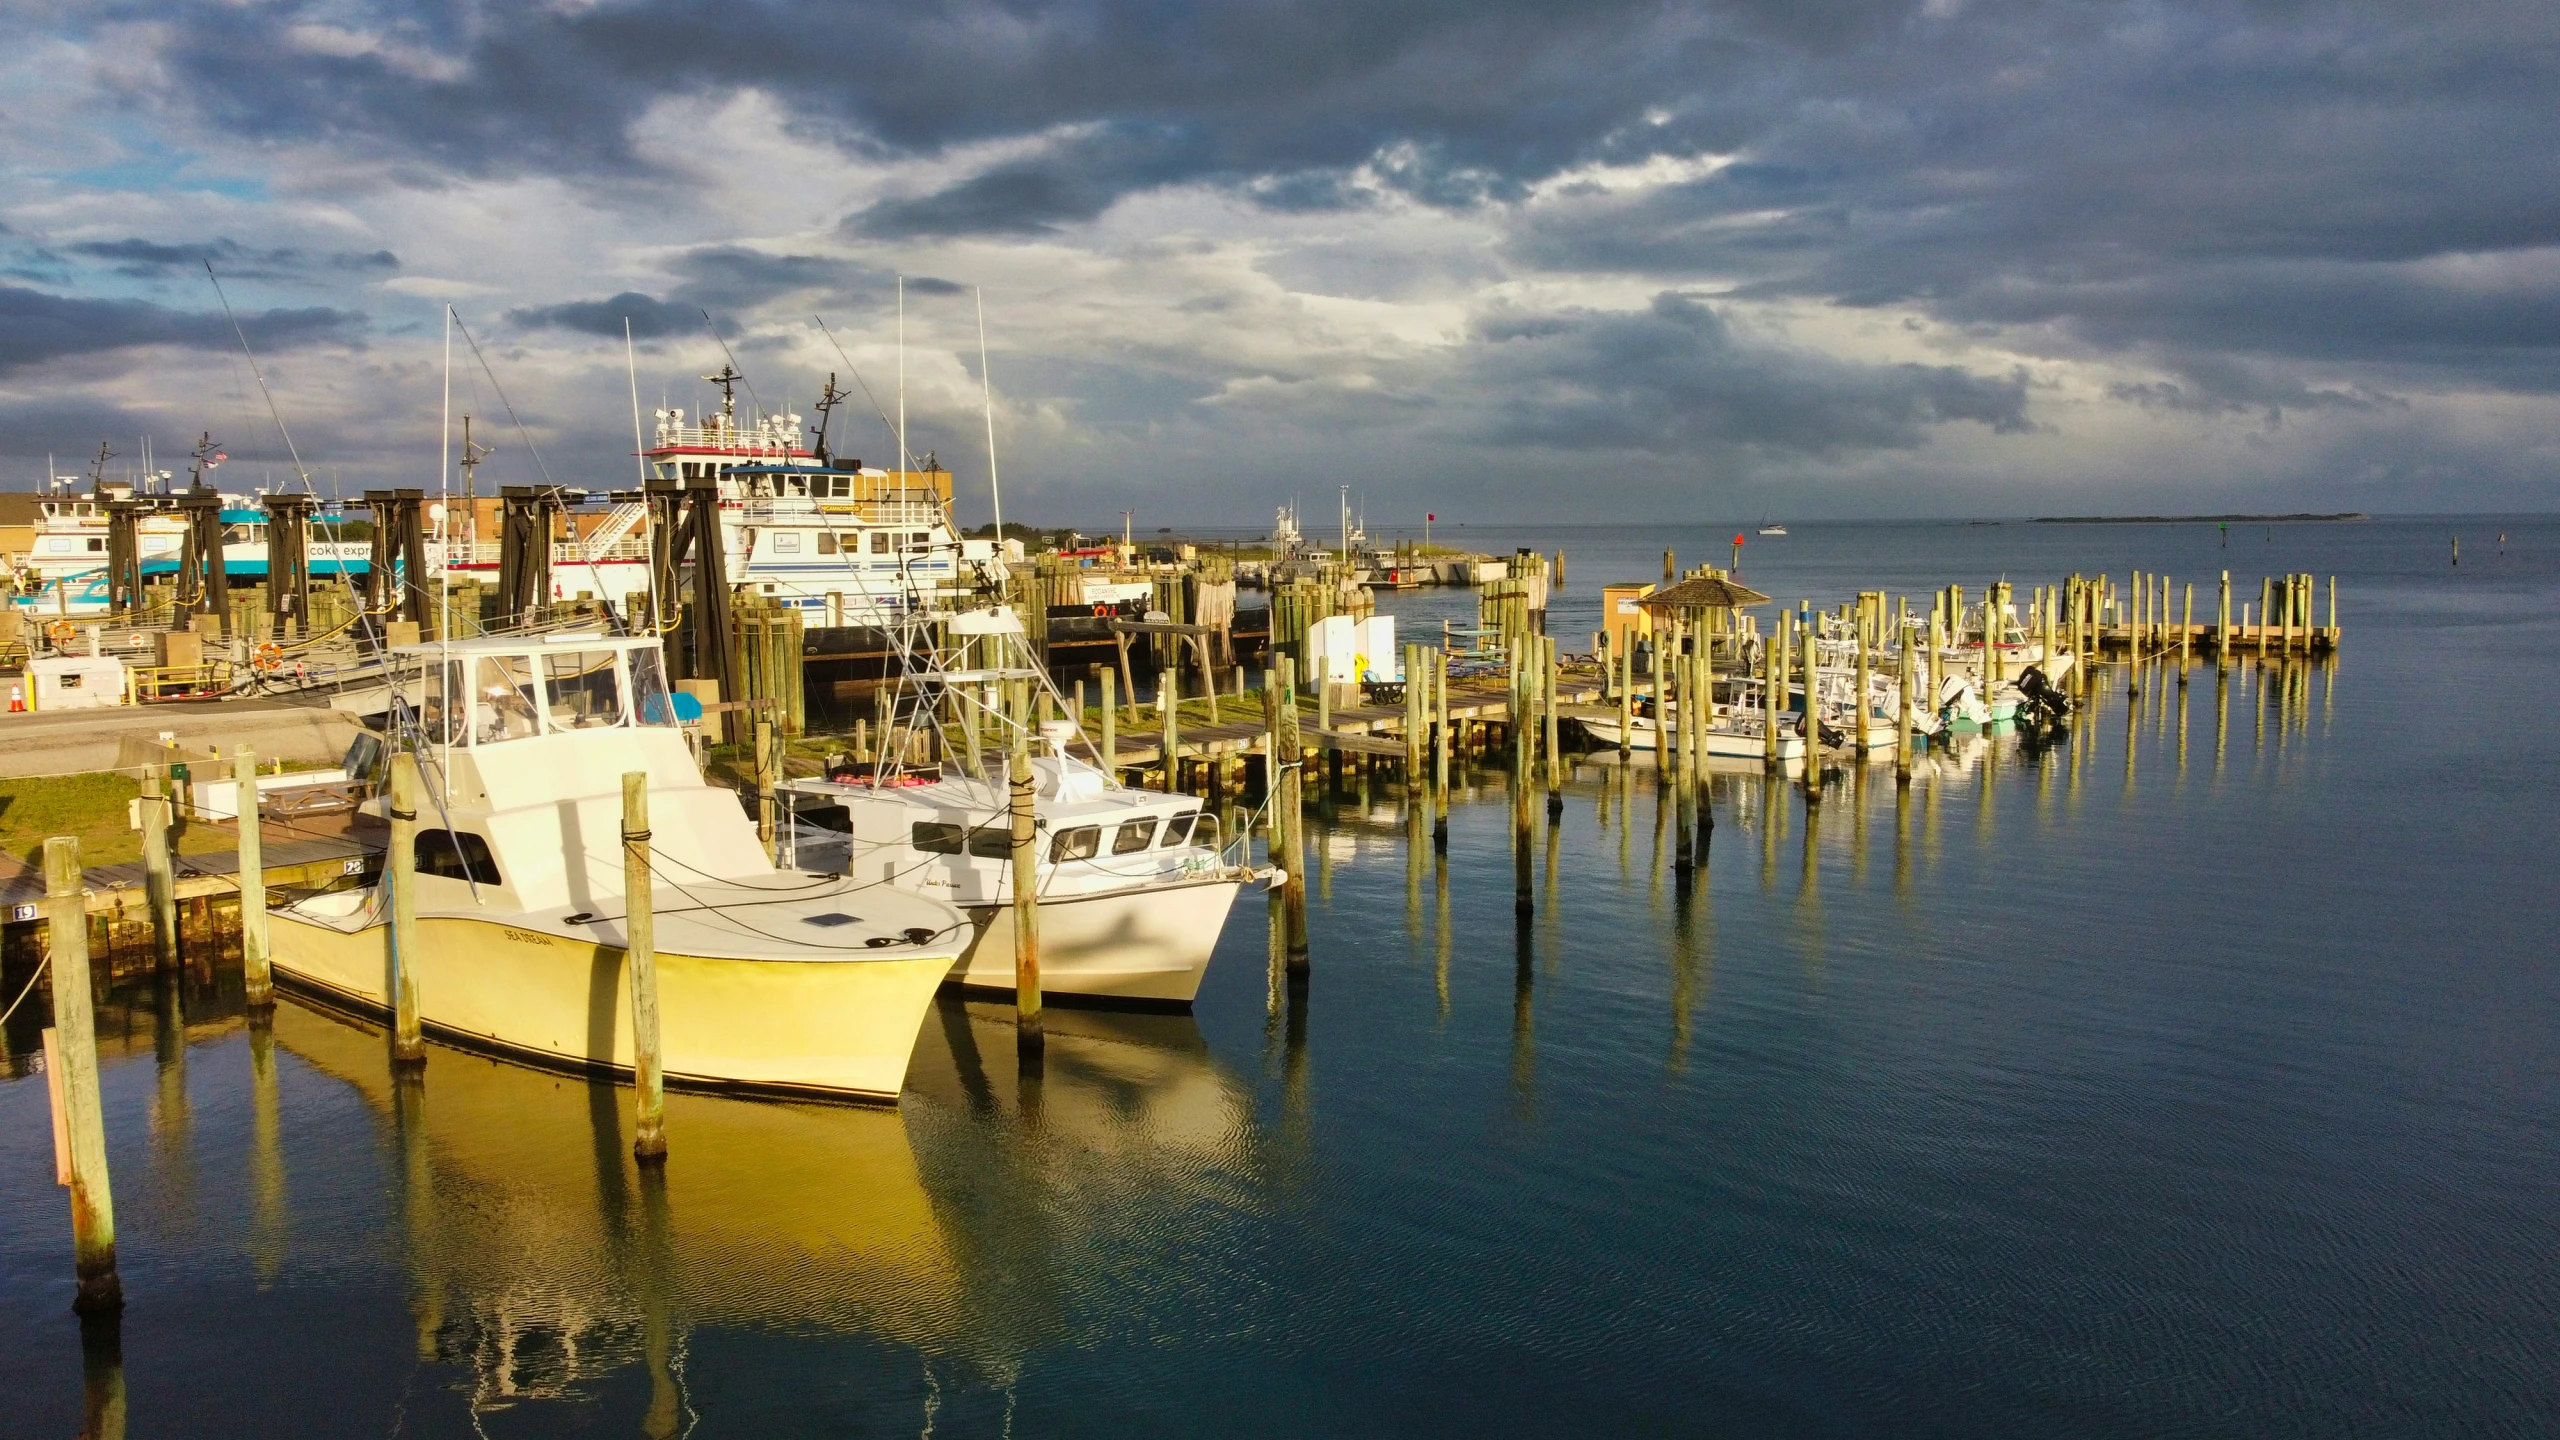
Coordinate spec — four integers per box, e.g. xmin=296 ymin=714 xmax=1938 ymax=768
xmin=810 ymin=315 xmax=906 ymax=464
xmin=977 ymin=288 xmax=1003 ymax=540
xmin=89 ymin=442 xmax=112 ymax=488
xmin=190 ymin=432 xmax=225 ymax=488
xmin=458 ymin=416 xmax=493 ymax=500
xmin=811 ymin=373 xmax=844 ymax=466
xmin=695 ymin=309 xmax=763 ymax=424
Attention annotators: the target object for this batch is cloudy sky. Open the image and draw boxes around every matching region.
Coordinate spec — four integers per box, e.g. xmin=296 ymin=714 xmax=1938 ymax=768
xmin=0 ymin=0 xmax=2552 ymax=524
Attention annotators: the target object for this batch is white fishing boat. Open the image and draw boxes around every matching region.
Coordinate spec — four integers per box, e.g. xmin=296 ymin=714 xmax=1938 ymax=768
xmin=267 ymin=633 xmax=968 ymax=1102
xmin=1935 ymin=599 xmax=2076 ymax=685
xmin=1579 ymin=694 xmax=1812 ymax=762
xmin=779 ymin=608 xmax=1251 ymax=1008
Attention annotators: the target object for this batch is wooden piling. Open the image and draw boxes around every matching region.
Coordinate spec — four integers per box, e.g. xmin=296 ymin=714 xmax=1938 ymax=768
xmin=1617 ymin=641 xmax=1633 ymax=757
xmin=1896 ymin=625 xmax=1916 ymax=783
xmin=622 ymin=772 xmax=666 ymax=1161
xmin=1160 ymin=681 xmax=1180 ymax=793
xmin=1099 ymin=668 xmax=1117 ymax=781
xmin=234 ymin=745 xmax=272 ymax=1010
xmin=1405 ymin=642 xmax=1425 ymax=779
xmin=754 ymin=715 xmax=781 ymax=856
xmin=1854 ymin=620 xmax=1872 ymax=756
xmin=2181 ymin=584 xmax=2194 ymax=669
xmin=1801 ymin=622 xmax=1823 ymax=802
xmin=1263 ymin=674 xmax=1288 ymax=986
xmin=1542 ymin=634 xmax=1562 ymax=815
xmin=1010 ymin=709 xmax=1044 ymax=1058
xmin=46 ymin=837 xmax=122 ymax=1314
xmin=1278 ymin=657 xmax=1309 ymax=964
xmin=139 ymin=766 xmax=176 ymax=971
xmin=1763 ymin=619 xmax=1782 ymax=770
xmin=2218 ymin=571 xmax=2232 ymax=660
xmin=1433 ymin=646 xmax=1451 ymax=848
xmin=2259 ymin=577 xmax=2272 ymax=657
xmin=388 ymin=751 xmax=426 ymax=1066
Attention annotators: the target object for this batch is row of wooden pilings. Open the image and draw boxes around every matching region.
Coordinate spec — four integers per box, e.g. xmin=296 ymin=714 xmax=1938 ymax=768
xmin=2060 ymin=571 xmax=2340 ymax=661
xmin=26 ymin=745 xmax=287 ymax=1321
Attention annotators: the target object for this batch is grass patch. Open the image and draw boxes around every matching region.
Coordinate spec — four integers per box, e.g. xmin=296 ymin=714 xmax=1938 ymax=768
xmin=0 ymin=772 xmax=239 ymax=871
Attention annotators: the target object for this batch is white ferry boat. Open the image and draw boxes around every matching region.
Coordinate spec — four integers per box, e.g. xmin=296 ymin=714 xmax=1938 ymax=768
xmin=19 ymin=481 xmax=370 ymax=588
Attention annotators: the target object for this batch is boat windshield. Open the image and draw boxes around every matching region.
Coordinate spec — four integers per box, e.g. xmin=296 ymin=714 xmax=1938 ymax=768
xmin=543 ymin=650 xmax=627 ymax=730
xmin=418 ymin=658 xmax=467 ymax=746
xmin=474 ymin=655 xmax=544 ymax=744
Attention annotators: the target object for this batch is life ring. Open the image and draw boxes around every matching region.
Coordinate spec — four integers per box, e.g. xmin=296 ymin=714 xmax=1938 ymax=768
xmin=252 ymin=643 xmax=286 ymax=672
xmin=46 ymin=620 xmax=76 ymax=649
xmin=1091 ymin=603 xmax=1108 ymax=617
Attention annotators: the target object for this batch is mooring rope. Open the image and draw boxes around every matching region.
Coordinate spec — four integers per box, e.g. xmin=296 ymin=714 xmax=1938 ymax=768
xmin=0 ymin=954 xmax=51 ymax=1027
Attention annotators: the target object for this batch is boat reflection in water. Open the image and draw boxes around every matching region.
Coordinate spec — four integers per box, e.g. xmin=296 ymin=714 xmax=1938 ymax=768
xmin=268 ymin=992 xmax=1255 ymax=1427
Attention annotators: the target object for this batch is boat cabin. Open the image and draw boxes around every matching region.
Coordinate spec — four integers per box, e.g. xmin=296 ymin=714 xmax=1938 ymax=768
xmin=785 ymin=745 xmax=1224 ymax=906
xmin=383 ymin=634 xmax=765 ymax=915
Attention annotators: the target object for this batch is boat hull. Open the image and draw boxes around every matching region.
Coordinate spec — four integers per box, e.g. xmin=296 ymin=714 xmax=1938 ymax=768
xmin=954 ymin=875 xmax=1244 ymax=1007
xmin=1580 ymin=715 xmax=1809 ymax=760
xmin=269 ymin=909 xmax=955 ymax=1102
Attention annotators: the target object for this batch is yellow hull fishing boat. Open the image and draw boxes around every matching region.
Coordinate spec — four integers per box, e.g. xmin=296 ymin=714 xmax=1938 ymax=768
xmin=268 ymin=634 xmax=967 ymax=1103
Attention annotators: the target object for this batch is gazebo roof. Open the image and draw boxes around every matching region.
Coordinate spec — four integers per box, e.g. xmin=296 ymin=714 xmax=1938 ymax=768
xmin=1636 ymin=575 xmax=1772 ymax=611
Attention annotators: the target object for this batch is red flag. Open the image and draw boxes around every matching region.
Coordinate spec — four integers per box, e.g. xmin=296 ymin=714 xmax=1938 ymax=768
xmin=1427 ymin=513 xmax=1436 ymax=522
xmin=1733 ymin=533 xmax=1744 ymax=545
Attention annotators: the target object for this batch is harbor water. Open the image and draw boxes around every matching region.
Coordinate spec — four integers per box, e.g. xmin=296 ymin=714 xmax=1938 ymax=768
xmin=4 ymin=518 xmax=2556 ymax=1436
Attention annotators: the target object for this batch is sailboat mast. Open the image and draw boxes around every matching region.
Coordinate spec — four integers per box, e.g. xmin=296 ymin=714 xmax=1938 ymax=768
xmin=896 ymin=276 xmax=908 ymax=475
xmin=439 ymin=303 xmax=454 ymax=775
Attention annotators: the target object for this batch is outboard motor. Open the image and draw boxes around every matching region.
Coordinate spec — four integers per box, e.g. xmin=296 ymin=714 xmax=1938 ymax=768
xmin=2016 ymin=665 xmax=2072 ymax=726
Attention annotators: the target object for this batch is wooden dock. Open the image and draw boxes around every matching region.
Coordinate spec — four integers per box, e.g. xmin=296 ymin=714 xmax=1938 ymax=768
xmin=1076 ymin=670 xmax=1607 ymax=771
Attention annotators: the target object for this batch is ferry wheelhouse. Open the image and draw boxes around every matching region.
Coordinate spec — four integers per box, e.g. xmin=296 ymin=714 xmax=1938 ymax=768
xmin=641 ymin=391 xmax=1003 ymax=661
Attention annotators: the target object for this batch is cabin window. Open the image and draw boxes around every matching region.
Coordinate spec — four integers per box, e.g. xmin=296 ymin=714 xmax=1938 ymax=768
xmin=869 ymin=532 xmax=893 ymax=554
xmin=1049 ymin=826 xmax=1101 ymax=863
xmin=771 ymin=533 xmax=801 ymax=553
xmin=909 ymin=532 xmax=930 ymax=548
xmin=418 ymin=659 xmax=468 ymax=745
xmin=966 ymin=823 xmax=1014 ymax=860
xmin=543 ymin=650 xmax=626 ymax=729
xmin=473 ymin=655 xmax=544 ymax=743
xmin=1158 ymin=813 xmax=1197 ymax=848
xmin=86 ymin=538 xmax=104 ymax=552
xmin=911 ymin=822 xmax=966 ymax=855
xmin=1112 ymin=818 xmax=1158 ymax=854
xmin=817 ymin=533 xmax=837 ymax=556
xmin=415 ymin=829 xmax=502 ymax=885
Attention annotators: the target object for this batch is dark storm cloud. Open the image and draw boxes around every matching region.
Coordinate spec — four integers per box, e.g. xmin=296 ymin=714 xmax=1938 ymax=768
xmin=0 ymin=284 xmax=361 ymax=374
xmin=63 ymin=237 xmax=401 ymax=280
xmin=665 ymin=247 xmax=857 ymax=309
xmin=1458 ymin=292 xmax=2029 ymax=454
xmin=508 ymin=291 xmax=699 ymax=339
xmin=851 ymin=125 xmax=1216 ymax=236
xmin=126 ymin=0 xmax=2560 ymax=439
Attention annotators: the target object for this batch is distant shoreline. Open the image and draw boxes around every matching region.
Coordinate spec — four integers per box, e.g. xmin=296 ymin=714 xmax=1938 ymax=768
xmin=2031 ymin=513 xmax=2370 ymax=525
